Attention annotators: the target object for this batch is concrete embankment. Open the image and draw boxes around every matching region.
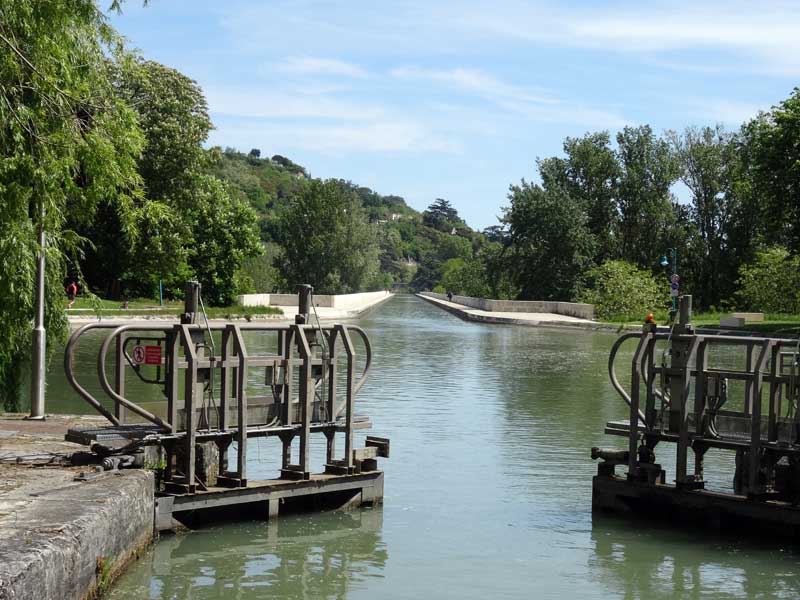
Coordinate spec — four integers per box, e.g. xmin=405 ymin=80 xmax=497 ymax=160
xmin=0 ymin=416 xmax=154 ymax=600
xmin=68 ymin=291 xmax=393 ymax=328
xmin=237 ymin=290 xmax=393 ymax=320
xmin=418 ymin=292 xmax=603 ymax=330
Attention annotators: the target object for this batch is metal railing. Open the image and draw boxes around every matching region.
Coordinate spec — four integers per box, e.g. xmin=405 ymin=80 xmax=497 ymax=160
xmin=606 ymin=298 xmax=800 ymax=498
xmin=65 ymin=321 xmax=373 ymax=492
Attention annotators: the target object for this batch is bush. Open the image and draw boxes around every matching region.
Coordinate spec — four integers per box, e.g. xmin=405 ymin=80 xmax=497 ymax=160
xmin=737 ymin=246 xmax=800 ymax=313
xmin=579 ymin=260 xmax=664 ymax=320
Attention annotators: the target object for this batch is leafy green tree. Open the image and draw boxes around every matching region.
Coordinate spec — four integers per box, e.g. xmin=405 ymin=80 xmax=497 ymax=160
xmin=503 ymin=183 xmax=595 ymax=300
xmin=616 ymin=125 xmax=679 ymax=268
xmin=740 ymin=88 xmax=800 ymax=252
xmin=275 ymin=180 xmax=379 ymax=293
xmin=423 ymin=198 xmax=461 ymax=232
xmin=539 ymin=132 xmax=621 ymax=261
xmin=0 ymin=0 xmax=143 ymax=408
xmin=107 ymin=60 xmax=260 ymax=303
xmin=668 ymin=125 xmax=740 ymax=308
xmin=736 ymin=246 xmax=800 ymax=313
xmin=440 ymin=258 xmax=490 ymax=297
xmin=436 ymin=234 xmax=473 ymax=261
xmin=579 ymin=260 xmax=664 ymax=321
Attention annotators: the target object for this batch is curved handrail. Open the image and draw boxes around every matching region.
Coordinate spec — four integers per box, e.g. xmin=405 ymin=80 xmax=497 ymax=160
xmin=608 ymin=332 xmax=647 ymax=424
xmin=97 ymin=324 xmax=174 ymax=432
xmin=64 ymin=323 xmax=121 ymax=425
xmin=347 ymin=325 xmax=372 ymax=395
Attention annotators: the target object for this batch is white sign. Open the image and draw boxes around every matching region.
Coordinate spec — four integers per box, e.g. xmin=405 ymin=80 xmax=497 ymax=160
xmin=671 ymin=273 xmax=680 ymax=284
xmin=132 ymin=345 xmax=146 ymax=365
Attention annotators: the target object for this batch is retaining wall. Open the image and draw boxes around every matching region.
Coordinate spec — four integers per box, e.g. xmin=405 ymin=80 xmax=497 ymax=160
xmin=0 ymin=469 xmax=154 ymax=600
xmin=238 ymin=290 xmax=391 ymax=309
xmin=421 ymin=292 xmax=594 ymax=320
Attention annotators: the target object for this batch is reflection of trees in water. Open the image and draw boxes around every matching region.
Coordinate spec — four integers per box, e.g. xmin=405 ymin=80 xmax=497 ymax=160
xmin=590 ymin=515 xmax=800 ymax=599
xmin=116 ymin=508 xmax=387 ymax=599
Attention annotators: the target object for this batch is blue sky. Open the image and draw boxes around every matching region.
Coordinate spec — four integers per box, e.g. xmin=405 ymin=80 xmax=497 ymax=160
xmin=110 ymin=1 xmax=800 ymax=229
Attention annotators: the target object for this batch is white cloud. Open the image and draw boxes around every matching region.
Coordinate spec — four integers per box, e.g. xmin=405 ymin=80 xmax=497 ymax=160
xmin=392 ymin=66 xmax=627 ymax=128
xmin=391 ymin=66 xmax=556 ymax=105
xmin=276 ymin=56 xmax=368 ymax=79
xmin=205 ymin=86 xmax=386 ymax=121
xmin=454 ymin=1 xmax=800 ymax=75
xmin=210 ymin=120 xmax=462 ymax=155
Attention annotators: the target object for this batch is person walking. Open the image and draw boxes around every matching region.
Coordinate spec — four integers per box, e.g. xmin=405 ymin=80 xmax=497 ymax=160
xmin=66 ymin=280 xmax=78 ymax=308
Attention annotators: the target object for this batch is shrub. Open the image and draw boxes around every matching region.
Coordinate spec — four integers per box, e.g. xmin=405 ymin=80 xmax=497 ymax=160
xmin=736 ymin=246 xmax=800 ymax=313
xmin=579 ymin=260 xmax=664 ymax=320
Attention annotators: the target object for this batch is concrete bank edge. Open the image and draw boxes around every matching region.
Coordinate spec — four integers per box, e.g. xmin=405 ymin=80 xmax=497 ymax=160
xmin=0 ymin=470 xmax=155 ymax=600
xmin=416 ymin=293 xmax=637 ymax=333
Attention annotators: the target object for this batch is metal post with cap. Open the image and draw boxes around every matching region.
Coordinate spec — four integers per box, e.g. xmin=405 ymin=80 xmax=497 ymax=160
xmin=28 ymin=198 xmax=46 ymax=420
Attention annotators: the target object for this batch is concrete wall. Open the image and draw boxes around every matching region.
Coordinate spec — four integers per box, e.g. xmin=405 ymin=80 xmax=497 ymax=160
xmin=421 ymin=292 xmax=594 ymax=320
xmin=238 ymin=290 xmax=391 ymax=308
xmin=238 ymin=293 xmax=271 ymax=307
xmin=0 ymin=469 xmax=154 ymax=600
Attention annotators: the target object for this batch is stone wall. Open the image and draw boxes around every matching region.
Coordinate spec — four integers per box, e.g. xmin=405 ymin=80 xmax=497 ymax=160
xmin=421 ymin=292 xmax=594 ymax=320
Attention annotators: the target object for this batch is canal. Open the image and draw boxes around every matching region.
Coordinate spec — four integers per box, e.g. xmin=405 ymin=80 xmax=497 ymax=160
xmin=49 ymin=295 xmax=800 ymax=598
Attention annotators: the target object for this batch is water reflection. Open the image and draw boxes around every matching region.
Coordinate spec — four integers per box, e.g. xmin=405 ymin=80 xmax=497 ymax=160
xmin=110 ymin=508 xmax=386 ymax=600
xmin=590 ymin=515 xmax=800 ymax=599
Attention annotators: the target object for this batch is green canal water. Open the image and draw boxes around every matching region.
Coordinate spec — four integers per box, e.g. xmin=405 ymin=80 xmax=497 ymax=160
xmin=47 ymin=295 xmax=800 ymax=598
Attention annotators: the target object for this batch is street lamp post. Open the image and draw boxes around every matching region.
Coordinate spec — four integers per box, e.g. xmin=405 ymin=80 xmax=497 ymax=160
xmin=28 ymin=198 xmax=46 ymax=420
xmin=660 ymin=248 xmax=678 ymax=320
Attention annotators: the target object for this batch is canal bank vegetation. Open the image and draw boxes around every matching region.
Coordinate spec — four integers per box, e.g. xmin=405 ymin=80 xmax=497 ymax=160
xmin=0 ymin=0 xmax=485 ymax=408
xmin=432 ymin=89 xmax=800 ymax=327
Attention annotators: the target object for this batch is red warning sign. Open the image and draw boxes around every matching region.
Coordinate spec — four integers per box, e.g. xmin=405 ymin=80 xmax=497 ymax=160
xmin=144 ymin=345 xmax=162 ymax=365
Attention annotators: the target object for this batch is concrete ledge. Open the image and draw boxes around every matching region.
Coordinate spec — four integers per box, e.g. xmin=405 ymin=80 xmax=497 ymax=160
xmin=0 ymin=468 xmax=154 ymax=600
xmin=417 ymin=293 xmax=605 ymax=331
xmin=420 ymin=292 xmax=594 ymax=320
xmin=271 ymin=291 xmax=394 ymax=321
xmin=238 ymin=290 xmax=391 ymax=310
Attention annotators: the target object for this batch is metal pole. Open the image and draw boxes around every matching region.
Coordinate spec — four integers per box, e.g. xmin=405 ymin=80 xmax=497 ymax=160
xmin=28 ymin=199 xmax=46 ymax=420
xmin=670 ymin=248 xmax=678 ymax=317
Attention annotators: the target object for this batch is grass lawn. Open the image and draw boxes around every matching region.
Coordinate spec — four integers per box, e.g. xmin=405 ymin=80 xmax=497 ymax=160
xmin=66 ymin=296 xmax=283 ymax=318
xmin=606 ymin=311 xmax=800 ymax=335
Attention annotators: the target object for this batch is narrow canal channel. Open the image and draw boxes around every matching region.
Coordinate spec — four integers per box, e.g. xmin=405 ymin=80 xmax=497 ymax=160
xmin=50 ymin=295 xmax=800 ymax=598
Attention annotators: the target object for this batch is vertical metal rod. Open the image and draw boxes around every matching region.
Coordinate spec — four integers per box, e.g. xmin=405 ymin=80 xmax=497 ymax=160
xmin=339 ymin=326 xmax=356 ymax=469
xmin=114 ymin=334 xmax=126 ymax=423
xmin=295 ymin=327 xmax=312 ymax=474
xmin=232 ymin=326 xmax=248 ymax=484
xmin=28 ymin=199 xmax=46 ymax=420
xmin=181 ymin=326 xmax=197 ymax=493
xmin=748 ymin=340 xmax=771 ymax=495
xmin=676 ymin=338 xmax=700 ymax=485
xmin=627 ymin=334 xmax=649 ymax=477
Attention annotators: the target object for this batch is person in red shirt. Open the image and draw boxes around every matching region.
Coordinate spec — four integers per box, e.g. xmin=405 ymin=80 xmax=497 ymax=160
xmin=66 ymin=281 xmax=78 ymax=308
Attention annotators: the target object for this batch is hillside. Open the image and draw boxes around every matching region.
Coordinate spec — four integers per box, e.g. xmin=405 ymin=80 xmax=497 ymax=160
xmin=210 ymin=148 xmax=485 ymax=292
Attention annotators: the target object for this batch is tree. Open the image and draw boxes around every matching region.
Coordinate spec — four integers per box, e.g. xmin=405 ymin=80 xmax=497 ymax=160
xmin=248 ymin=148 xmax=261 ymax=158
xmin=740 ymin=89 xmax=800 ymax=252
xmin=107 ymin=60 xmax=260 ymax=303
xmin=503 ymin=183 xmax=595 ymax=300
xmin=423 ymin=198 xmax=461 ymax=232
xmin=668 ymin=125 xmax=739 ymax=307
xmin=616 ymin=126 xmax=679 ymax=269
xmin=539 ymin=132 xmax=620 ymax=261
xmin=736 ymin=247 xmax=800 ymax=313
xmin=579 ymin=260 xmax=664 ymax=320
xmin=0 ymin=0 xmax=143 ymax=408
xmin=275 ymin=180 xmax=379 ymax=293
